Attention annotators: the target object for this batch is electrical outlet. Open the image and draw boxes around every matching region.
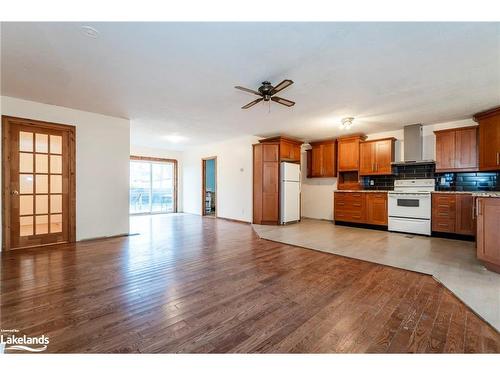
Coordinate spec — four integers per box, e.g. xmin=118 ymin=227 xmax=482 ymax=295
xmin=370 ymin=180 xmax=374 ymax=186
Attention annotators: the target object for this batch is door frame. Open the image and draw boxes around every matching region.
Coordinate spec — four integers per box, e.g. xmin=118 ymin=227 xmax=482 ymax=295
xmin=201 ymin=156 xmax=217 ymax=217
xmin=129 ymin=155 xmax=178 ymax=214
xmin=2 ymin=116 xmax=76 ymax=251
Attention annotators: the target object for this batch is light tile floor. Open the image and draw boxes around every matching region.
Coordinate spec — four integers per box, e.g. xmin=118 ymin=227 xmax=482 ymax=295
xmin=253 ymin=219 xmax=500 ymax=332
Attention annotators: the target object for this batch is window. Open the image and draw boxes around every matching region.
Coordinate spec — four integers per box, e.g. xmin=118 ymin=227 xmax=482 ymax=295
xmin=129 ymin=157 xmax=177 ymax=214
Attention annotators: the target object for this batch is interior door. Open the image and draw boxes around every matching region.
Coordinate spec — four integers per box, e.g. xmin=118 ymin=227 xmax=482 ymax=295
xmin=3 ymin=117 xmax=75 ymax=250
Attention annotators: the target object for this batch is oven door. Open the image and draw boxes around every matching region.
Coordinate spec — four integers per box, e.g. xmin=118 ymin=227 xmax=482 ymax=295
xmin=388 ymin=193 xmax=431 ymax=219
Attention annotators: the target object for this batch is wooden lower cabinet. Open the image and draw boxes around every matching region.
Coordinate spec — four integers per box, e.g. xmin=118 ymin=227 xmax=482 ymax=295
xmin=431 ymin=193 xmax=475 ymax=235
xmin=334 ymin=192 xmax=387 ymax=226
xmin=366 ymin=193 xmax=388 ymax=225
xmin=476 ymin=197 xmax=500 ymax=273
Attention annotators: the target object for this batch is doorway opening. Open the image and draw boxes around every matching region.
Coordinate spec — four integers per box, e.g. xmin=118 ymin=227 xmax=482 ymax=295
xmin=2 ymin=116 xmax=76 ymax=251
xmin=202 ymin=157 xmax=217 ymax=217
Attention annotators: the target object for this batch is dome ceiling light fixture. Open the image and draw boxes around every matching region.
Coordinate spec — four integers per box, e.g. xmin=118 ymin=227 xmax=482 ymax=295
xmin=80 ymin=25 xmax=99 ymax=39
xmin=341 ymin=117 xmax=354 ymax=130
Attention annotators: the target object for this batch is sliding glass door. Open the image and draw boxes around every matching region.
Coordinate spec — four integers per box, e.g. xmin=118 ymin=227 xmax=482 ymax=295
xmin=130 ymin=157 xmax=177 ymax=214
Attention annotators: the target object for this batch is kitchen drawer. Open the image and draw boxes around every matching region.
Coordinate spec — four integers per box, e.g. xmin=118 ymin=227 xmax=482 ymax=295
xmin=432 ymin=218 xmax=456 ymax=233
xmin=334 ymin=209 xmax=365 ymax=223
xmin=335 ymin=200 xmax=364 ymax=211
xmin=334 ymin=192 xmax=364 ymax=201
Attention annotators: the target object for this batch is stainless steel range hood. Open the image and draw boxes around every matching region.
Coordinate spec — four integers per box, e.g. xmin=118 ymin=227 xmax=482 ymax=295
xmin=391 ymin=124 xmax=435 ymax=166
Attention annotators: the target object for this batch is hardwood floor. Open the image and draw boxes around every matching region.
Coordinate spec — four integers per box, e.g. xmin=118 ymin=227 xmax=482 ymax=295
xmin=1 ymin=214 xmax=498 ymax=353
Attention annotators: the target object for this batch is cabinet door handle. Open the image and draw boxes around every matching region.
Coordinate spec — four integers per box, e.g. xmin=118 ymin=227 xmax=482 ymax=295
xmin=497 ymin=152 xmax=499 ymax=165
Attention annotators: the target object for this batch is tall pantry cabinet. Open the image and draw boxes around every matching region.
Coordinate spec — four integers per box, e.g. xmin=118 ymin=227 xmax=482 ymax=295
xmin=253 ymin=136 xmax=302 ymax=225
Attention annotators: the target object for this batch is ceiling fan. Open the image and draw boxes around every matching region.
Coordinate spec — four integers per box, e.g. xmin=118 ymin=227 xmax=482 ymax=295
xmin=235 ymin=79 xmax=295 ymax=109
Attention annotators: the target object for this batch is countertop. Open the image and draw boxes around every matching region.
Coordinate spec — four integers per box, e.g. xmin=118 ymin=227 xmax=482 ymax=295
xmin=334 ymin=190 xmax=389 ymax=193
xmin=432 ymin=191 xmax=500 ymax=197
xmin=334 ymin=190 xmax=500 ymax=197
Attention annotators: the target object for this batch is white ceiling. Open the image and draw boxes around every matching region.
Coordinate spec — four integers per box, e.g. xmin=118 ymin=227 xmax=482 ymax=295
xmin=2 ymin=22 xmax=499 ymax=150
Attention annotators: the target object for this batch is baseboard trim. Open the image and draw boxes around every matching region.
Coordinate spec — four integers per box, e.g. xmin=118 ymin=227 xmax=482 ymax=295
xmin=79 ymin=232 xmax=138 ymax=242
xmin=301 ymin=216 xmax=334 ymax=222
xmin=217 ymin=216 xmax=251 ymax=225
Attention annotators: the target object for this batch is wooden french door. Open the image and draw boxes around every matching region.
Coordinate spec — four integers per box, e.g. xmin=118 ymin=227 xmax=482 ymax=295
xmin=2 ymin=116 xmax=76 ymax=251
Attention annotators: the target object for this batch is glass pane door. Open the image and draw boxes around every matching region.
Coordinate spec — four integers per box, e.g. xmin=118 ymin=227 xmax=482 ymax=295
xmin=152 ymin=163 xmax=174 ymax=213
xmin=130 ymin=161 xmax=151 ymax=214
xmin=18 ymin=131 xmax=64 ymax=236
xmin=129 ymin=159 xmax=176 ymax=214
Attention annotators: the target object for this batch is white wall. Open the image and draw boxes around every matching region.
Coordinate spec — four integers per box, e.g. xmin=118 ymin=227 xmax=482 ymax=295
xmin=182 ymin=135 xmax=260 ymax=222
xmin=1 ymin=96 xmax=130 ymax=242
xmin=301 ymin=119 xmax=477 ymax=220
xmin=129 ymin=145 xmax=184 ymax=212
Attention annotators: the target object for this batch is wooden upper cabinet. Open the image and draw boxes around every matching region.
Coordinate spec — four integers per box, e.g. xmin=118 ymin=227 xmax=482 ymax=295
xmin=307 ymin=139 xmax=336 ymax=178
xmin=359 ymin=142 xmax=376 ymax=175
xmin=476 ymin=197 xmax=500 ymax=273
xmin=259 ymin=136 xmax=303 ymax=163
xmin=435 ymin=130 xmax=456 ymax=171
xmin=337 ymin=135 xmax=366 ymax=172
xmin=455 ymin=127 xmax=478 ymax=170
xmin=359 ymin=138 xmax=395 ymax=176
xmin=434 ymin=126 xmax=478 ymax=172
xmin=474 ymin=106 xmax=500 ymax=171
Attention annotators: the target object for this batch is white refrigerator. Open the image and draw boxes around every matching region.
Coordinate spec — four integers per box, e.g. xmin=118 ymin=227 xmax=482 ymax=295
xmin=280 ymin=162 xmax=301 ymax=224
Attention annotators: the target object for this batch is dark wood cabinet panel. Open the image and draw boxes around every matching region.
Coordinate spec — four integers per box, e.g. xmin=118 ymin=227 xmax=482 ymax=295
xmin=435 ymin=130 xmax=456 ymax=172
xmin=334 ymin=192 xmax=387 ymax=226
xmin=476 ymin=197 xmax=500 ymax=273
xmin=310 ymin=147 xmax=322 ymax=177
xmin=366 ymin=193 xmax=388 ymax=225
xmin=322 ymin=142 xmax=336 ymax=177
xmin=435 ymin=126 xmax=478 ymax=172
xmin=253 ymin=143 xmax=280 ymax=225
xmin=455 ymin=194 xmax=475 ymax=235
xmin=338 ymin=136 xmax=364 ymax=171
xmin=431 ymin=193 xmax=475 ymax=236
xmin=254 ymin=137 xmax=303 ymax=225
xmin=375 ymin=139 xmax=395 ymax=175
xmin=337 ymin=135 xmax=366 ymax=190
xmin=359 ymin=138 xmax=395 ymax=176
xmin=432 ymin=193 xmax=456 ymax=233
xmin=259 ymin=136 xmax=303 ymax=163
xmin=307 ymin=139 xmax=336 ymax=178
xmin=455 ymin=127 xmax=478 ymax=170
xmin=474 ymin=107 xmax=500 ymax=171
xmin=359 ymin=141 xmax=375 ymax=175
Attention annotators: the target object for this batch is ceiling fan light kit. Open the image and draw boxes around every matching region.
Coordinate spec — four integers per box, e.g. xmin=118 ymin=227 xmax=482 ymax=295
xmin=235 ymin=79 xmax=295 ymax=109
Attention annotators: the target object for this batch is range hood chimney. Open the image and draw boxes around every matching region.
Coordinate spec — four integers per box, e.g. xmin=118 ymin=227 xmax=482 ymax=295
xmin=392 ymin=124 xmax=435 ymax=166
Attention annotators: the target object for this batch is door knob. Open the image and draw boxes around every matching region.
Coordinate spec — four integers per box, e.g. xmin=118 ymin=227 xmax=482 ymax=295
xmin=11 ymin=190 xmax=19 ymax=195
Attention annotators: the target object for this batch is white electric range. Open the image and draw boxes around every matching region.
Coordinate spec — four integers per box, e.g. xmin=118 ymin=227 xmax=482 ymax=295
xmin=388 ymin=179 xmax=435 ymax=236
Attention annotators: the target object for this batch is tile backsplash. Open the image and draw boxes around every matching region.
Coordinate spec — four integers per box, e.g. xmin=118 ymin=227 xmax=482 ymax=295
xmin=361 ymin=164 xmax=499 ymax=191
xmin=435 ymin=172 xmax=499 ymax=191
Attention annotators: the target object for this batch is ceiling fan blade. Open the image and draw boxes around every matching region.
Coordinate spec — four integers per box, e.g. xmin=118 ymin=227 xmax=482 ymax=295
xmin=271 ymin=96 xmax=295 ymax=107
xmin=270 ymin=79 xmax=293 ymax=95
xmin=241 ymin=98 xmax=263 ymax=109
xmin=235 ymin=86 xmax=262 ymax=96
